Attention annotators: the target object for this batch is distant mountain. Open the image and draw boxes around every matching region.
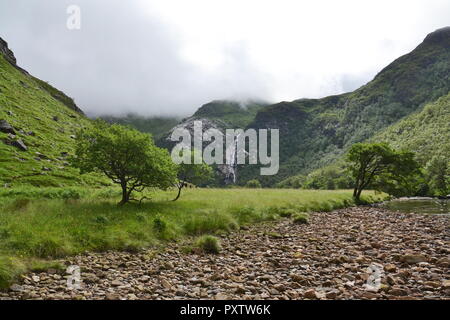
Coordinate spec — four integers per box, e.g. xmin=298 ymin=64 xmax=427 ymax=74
xmin=0 ymin=37 xmax=104 ymax=187
xmin=239 ymin=26 xmax=450 ymax=186
xmin=99 ymin=113 xmax=180 ymax=141
xmin=156 ymin=27 xmax=449 ymax=186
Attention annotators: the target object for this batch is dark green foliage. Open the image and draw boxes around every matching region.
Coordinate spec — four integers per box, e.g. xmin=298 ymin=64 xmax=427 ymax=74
xmin=424 ymin=155 xmax=449 ymax=196
xmin=346 ymin=143 xmax=420 ymax=200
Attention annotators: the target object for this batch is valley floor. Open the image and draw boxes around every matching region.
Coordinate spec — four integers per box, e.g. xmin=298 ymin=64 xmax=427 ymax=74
xmin=1 ymin=206 xmax=449 ymax=300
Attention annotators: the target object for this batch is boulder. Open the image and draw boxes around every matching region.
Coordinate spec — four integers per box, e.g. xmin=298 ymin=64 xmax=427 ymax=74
xmin=11 ymin=138 xmax=27 ymax=151
xmin=0 ymin=119 xmax=15 ymax=134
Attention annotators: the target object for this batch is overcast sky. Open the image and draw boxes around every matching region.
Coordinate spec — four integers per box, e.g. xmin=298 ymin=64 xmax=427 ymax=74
xmin=0 ymin=0 xmax=449 ymax=116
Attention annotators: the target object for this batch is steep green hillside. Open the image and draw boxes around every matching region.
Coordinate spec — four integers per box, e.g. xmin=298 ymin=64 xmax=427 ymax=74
xmin=0 ymin=39 xmax=105 ymax=187
xmin=375 ymin=92 xmax=450 ymax=163
xmin=277 ymin=93 xmax=450 ymax=190
xmin=239 ymin=27 xmax=450 ymax=186
xmin=100 ymin=113 xmax=180 ymax=141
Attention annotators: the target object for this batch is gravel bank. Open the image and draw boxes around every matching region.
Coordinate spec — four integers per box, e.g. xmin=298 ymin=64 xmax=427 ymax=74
xmin=1 ymin=207 xmax=449 ymax=300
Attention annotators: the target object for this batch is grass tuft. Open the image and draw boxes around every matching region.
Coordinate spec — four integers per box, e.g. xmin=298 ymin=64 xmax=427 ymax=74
xmin=292 ymin=212 xmax=310 ymax=224
xmin=194 ymin=235 xmax=222 ymax=254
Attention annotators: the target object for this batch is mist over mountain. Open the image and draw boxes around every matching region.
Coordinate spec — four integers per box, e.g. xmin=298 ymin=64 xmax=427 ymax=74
xmin=1 ymin=0 xmax=450 ymax=116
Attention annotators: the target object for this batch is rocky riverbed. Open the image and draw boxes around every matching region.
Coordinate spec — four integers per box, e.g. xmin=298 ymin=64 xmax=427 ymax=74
xmin=1 ymin=207 xmax=449 ymax=300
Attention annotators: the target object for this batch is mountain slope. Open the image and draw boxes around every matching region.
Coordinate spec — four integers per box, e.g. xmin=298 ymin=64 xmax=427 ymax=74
xmin=0 ymin=37 xmax=104 ymax=187
xmin=100 ymin=113 xmax=180 ymax=141
xmin=191 ymin=100 xmax=268 ymax=129
xmin=239 ymin=27 xmax=450 ymax=185
xmin=277 ymin=93 xmax=450 ymax=189
xmin=374 ymin=92 xmax=450 ymax=163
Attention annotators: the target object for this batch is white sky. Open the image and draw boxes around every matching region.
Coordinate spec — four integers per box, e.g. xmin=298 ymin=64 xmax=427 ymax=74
xmin=1 ymin=0 xmax=449 ymax=115
xmin=141 ymin=0 xmax=449 ymax=101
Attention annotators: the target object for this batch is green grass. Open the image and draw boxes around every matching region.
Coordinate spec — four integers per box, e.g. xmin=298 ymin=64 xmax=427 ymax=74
xmin=0 ymin=187 xmax=386 ymax=288
xmin=292 ymin=212 xmax=310 ymax=224
xmin=0 ymin=54 xmax=107 ymax=187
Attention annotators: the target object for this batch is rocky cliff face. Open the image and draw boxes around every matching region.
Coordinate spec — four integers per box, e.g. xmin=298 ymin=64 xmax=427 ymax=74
xmin=0 ymin=37 xmax=29 ymax=75
xmin=0 ymin=38 xmax=17 ymax=66
xmin=162 ymin=116 xmax=238 ymax=185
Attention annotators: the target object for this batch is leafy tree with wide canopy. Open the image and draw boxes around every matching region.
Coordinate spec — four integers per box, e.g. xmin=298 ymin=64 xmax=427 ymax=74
xmin=72 ymin=120 xmax=177 ymax=205
xmin=346 ymin=142 xmax=420 ymax=201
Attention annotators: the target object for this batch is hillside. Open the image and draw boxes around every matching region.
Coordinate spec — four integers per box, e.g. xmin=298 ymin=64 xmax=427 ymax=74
xmin=191 ymin=100 xmax=268 ymax=129
xmin=0 ymin=37 xmax=104 ymax=187
xmin=238 ymin=27 xmax=450 ymax=185
xmin=277 ymin=93 xmax=450 ymax=189
xmin=374 ymin=92 xmax=450 ymax=163
xmin=100 ymin=113 xmax=180 ymax=141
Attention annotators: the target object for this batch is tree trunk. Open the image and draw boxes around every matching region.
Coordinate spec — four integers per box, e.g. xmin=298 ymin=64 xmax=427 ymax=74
xmin=356 ymin=188 xmax=363 ymax=200
xmin=172 ymin=184 xmax=183 ymax=201
xmin=119 ymin=181 xmax=129 ymax=205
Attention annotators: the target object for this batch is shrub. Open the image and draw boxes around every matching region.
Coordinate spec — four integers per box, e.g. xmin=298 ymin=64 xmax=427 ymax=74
xmin=245 ymin=179 xmax=262 ymax=188
xmin=292 ymin=212 xmax=310 ymax=224
xmin=195 ymin=235 xmax=221 ymax=254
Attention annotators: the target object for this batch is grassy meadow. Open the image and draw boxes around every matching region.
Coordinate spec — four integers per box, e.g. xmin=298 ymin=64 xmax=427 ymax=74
xmin=0 ymin=187 xmax=387 ymax=288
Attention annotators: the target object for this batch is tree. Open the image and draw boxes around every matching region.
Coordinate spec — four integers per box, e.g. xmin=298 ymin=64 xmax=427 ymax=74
xmin=346 ymin=143 xmax=420 ymax=201
xmin=173 ymin=150 xmax=213 ymax=201
xmin=425 ymin=155 xmax=449 ymax=196
xmin=72 ymin=120 xmax=177 ymax=205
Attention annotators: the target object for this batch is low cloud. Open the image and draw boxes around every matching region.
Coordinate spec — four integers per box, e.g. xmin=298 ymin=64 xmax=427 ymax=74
xmin=1 ymin=0 xmax=449 ymax=116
